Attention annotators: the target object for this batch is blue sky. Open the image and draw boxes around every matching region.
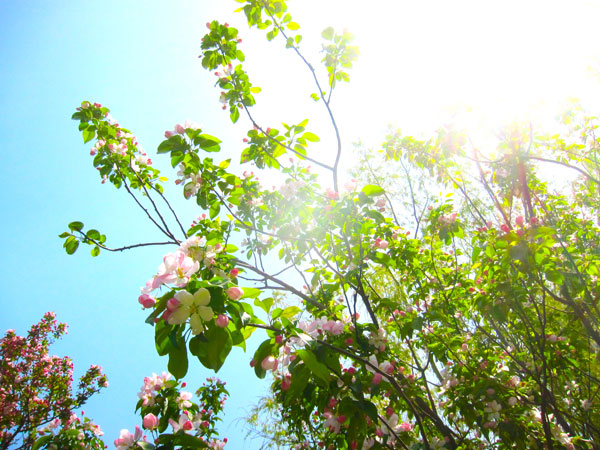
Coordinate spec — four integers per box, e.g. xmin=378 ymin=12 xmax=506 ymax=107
xmin=2 ymin=1 xmax=600 ymax=448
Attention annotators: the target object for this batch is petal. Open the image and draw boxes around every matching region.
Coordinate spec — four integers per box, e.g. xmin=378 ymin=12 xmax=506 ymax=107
xmin=193 ymin=288 xmax=211 ymax=306
xmin=168 ymin=305 xmax=190 ymax=324
xmin=175 ymin=290 xmax=194 ymax=306
xmin=197 ymin=305 xmax=214 ymax=322
xmin=189 ymin=314 xmax=205 ymax=335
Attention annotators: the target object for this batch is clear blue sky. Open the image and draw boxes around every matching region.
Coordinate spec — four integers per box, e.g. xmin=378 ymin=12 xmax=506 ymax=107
xmin=0 ymin=1 xmax=275 ymax=447
xmin=2 ymin=1 xmax=599 ymax=448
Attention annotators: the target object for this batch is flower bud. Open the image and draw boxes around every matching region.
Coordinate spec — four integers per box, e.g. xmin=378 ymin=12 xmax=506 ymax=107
xmin=142 ymin=413 xmax=158 ymax=429
xmin=138 ymin=294 xmax=156 ymax=309
xmin=226 ymin=286 xmax=243 ymax=300
xmin=216 ymin=315 xmax=229 ymax=328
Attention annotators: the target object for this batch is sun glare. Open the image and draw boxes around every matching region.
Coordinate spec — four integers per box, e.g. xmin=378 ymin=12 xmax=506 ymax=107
xmin=292 ymin=0 xmax=600 ymax=147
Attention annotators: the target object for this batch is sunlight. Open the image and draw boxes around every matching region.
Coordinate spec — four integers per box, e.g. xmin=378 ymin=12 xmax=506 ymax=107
xmin=293 ymin=0 xmax=600 ymax=148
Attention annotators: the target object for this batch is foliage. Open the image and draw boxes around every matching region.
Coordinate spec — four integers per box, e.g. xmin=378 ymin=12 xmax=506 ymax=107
xmin=113 ymin=375 xmax=229 ymax=450
xmin=0 ymin=313 xmax=107 ymax=450
xmin=62 ymin=1 xmax=600 ymax=449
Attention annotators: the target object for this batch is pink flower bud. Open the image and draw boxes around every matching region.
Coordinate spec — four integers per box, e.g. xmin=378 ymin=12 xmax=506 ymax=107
xmin=175 ymin=124 xmax=185 ymax=135
xmin=216 ymin=315 xmax=229 ymax=328
xmin=500 ymin=224 xmax=510 ymax=233
xmin=183 ymin=420 xmax=193 ymax=431
xmin=167 ymin=298 xmax=180 ymax=311
xmin=142 ymin=413 xmax=158 ymax=429
xmin=515 ymin=215 xmax=524 ymax=227
xmin=281 ymin=376 xmax=291 ymax=390
xmin=138 ymin=294 xmax=156 ymax=309
xmin=226 ymin=286 xmax=243 ymax=300
xmin=165 ymin=130 xmax=174 ymax=138
xmin=372 ymin=373 xmax=383 ymax=385
xmin=261 ymin=356 xmax=278 ymax=371
xmin=229 ymin=268 xmax=239 ymax=278
xmin=275 ymin=335 xmax=283 ymax=344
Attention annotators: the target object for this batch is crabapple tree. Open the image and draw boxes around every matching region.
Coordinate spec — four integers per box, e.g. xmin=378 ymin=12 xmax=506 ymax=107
xmin=62 ymin=1 xmax=600 ymax=449
xmin=0 ymin=313 xmax=107 ymax=450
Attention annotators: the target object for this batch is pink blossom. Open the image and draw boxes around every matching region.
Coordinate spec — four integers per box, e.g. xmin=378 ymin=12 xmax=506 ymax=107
xmin=372 ymin=373 xmax=383 ymax=385
xmin=323 ymin=411 xmax=341 ymax=433
xmin=152 ymin=251 xmax=199 ymax=289
xmin=373 ymin=238 xmax=389 ymax=250
xmin=165 ymin=130 xmax=174 ymax=138
xmin=114 ymin=426 xmax=144 ymax=450
xmin=225 ymin=286 xmax=243 ymax=300
xmin=398 ymin=422 xmax=413 ymax=432
xmin=379 ymin=361 xmax=394 ymax=375
xmin=344 ymin=179 xmax=358 ymax=192
xmin=175 ymin=124 xmax=186 ymax=135
xmin=177 ymin=391 xmax=193 ymax=409
xmin=208 ymin=439 xmax=227 ymax=449
xmin=142 ymin=413 xmax=158 ymax=429
xmin=322 ymin=320 xmax=344 ymax=335
xmin=229 ymin=268 xmax=239 ymax=278
xmin=325 ymin=188 xmax=339 ymax=200
xmin=169 ymin=414 xmax=194 ymax=433
xmin=216 ymin=315 xmax=229 ymax=328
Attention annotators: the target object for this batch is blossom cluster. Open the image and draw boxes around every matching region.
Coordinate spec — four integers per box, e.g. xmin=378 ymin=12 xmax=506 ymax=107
xmin=114 ymin=375 xmax=229 ymax=449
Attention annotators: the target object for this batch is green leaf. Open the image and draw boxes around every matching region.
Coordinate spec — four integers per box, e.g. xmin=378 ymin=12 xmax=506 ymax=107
xmin=302 ymin=131 xmax=320 ymax=142
xmin=361 ymin=185 xmax=385 ymax=197
xmin=68 ymin=221 xmax=84 ymax=232
xmin=321 ymin=26 xmax=334 ymax=40
xmin=230 ymin=107 xmax=240 ymax=123
xmin=195 ymin=134 xmax=222 ymax=152
xmin=358 ymin=400 xmax=379 ymax=421
xmin=58 ymin=232 xmax=70 ymax=238
xmin=168 ymin=336 xmax=189 ymax=379
xmin=90 ymin=246 xmax=100 ymax=257
xmin=242 ymin=287 xmax=262 ymax=299
xmin=32 ymin=435 xmax=53 ymax=450
xmin=157 ymin=139 xmax=174 ymax=154
xmin=209 ymin=201 xmax=220 ymax=219
xmin=296 ymin=349 xmax=330 ymax=386
xmin=279 ymin=306 xmax=301 ymax=319
xmin=189 ymin=326 xmax=233 ymax=372
xmin=287 ymin=22 xmax=300 ymax=30
xmin=86 ymin=229 xmax=100 ymax=240
xmin=64 ymin=236 xmax=79 ymax=255
xmin=155 ymin=321 xmax=176 ymax=356
xmin=82 ymin=127 xmax=95 ymax=143
xmin=254 ymin=297 xmax=273 ymax=314
xmin=171 ymin=433 xmax=208 ymax=448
